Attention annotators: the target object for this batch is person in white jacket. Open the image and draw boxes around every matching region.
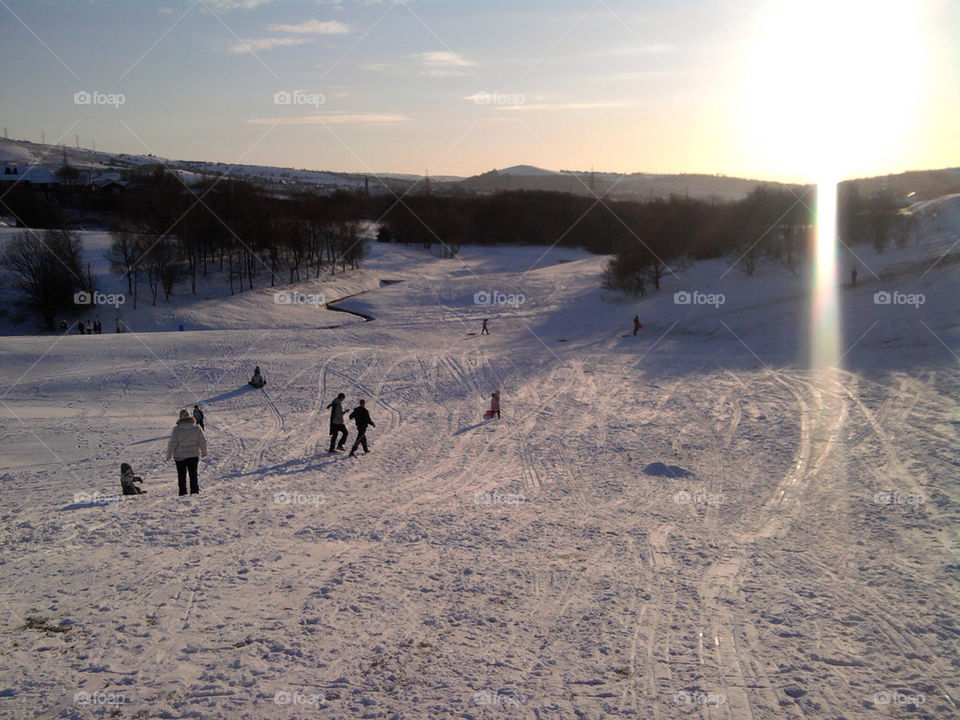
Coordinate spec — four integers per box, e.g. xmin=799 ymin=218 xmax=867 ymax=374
xmin=166 ymin=409 xmax=208 ymax=495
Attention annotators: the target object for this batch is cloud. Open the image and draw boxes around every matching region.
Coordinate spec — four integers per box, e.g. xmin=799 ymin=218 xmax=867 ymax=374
xmin=227 ymin=37 xmax=313 ymax=53
xmin=204 ymin=0 xmax=273 ymax=10
xmin=268 ymin=19 xmax=349 ymax=34
xmin=497 ymin=101 xmax=638 ymax=111
xmin=248 ymin=113 xmax=411 ymax=125
xmin=415 ymin=51 xmax=476 ymax=67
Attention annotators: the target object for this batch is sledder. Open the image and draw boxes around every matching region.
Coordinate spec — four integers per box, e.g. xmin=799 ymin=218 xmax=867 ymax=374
xmin=249 ymin=366 xmax=266 ymax=388
xmin=119 ymin=463 xmax=145 ymax=496
xmin=483 ymin=391 xmax=501 ymax=420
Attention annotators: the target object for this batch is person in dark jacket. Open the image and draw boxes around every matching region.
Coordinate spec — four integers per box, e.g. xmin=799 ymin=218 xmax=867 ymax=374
xmin=120 ymin=462 xmax=144 ymax=495
xmin=249 ymin=366 xmax=265 ymax=388
xmin=192 ymin=404 xmax=205 ymax=429
xmin=633 ymin=315 xmax=642 ymax=335
xmin=327 ymin=392 xmax=348 ymax=452
xmin=348 ymin=399 xmax=375 ymax=456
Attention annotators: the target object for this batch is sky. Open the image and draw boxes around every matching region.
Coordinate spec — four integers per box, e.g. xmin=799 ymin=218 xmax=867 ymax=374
xmin=1 ymin=0 xmax=957 ymax=183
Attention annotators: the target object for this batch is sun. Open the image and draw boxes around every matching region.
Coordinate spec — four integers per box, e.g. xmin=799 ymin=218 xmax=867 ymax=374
xmin=738 ymin=0 xmax=930 ymax=181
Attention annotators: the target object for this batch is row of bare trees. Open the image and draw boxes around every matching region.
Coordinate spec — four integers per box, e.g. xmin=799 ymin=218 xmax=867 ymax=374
xmin=108 ymin=173 xmax=366 ymax=308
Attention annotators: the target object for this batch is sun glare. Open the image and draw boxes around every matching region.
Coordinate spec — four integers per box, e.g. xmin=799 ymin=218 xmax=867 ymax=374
xmin=740 ymin=0 xmax=929 ymax=180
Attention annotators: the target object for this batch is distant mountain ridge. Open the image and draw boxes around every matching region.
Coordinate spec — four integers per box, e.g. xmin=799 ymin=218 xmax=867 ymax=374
xmin=2 ymin=137 xmax=957 ymax=203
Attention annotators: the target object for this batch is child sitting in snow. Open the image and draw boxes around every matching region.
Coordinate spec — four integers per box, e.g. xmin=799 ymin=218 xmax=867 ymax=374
xmin=120 ymin=463 xmax=145 ymax=496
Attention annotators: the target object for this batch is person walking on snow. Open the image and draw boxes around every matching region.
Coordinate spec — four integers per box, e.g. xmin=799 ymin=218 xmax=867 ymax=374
xmin=490 ymin=391 xmax=501 ymax=419
xmin=192 ymin=404 xmax=205 ymax=430
xmin=348 ymin=399 xmax=376 ymax=456
xmin=166 ymin=409 xmax=207 ymax=496
xmin=249 ymin=366 xmax=265 ymax=388
xmin=327 ymin=393 xmax=349 ymax=452
xmin=481 ymin=318 xmax=489 ymax=335
xmin=633 ymin=314 xmax=643 ymax=336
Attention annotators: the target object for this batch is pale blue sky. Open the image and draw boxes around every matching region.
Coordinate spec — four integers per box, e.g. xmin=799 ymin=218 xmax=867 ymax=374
xmin=2 ymin=0 xmax=957 ymax=181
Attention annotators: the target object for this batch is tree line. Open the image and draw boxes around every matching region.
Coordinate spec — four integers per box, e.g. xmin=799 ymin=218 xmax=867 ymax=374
xmin=0 ymin=167 xmax=914 ymax=330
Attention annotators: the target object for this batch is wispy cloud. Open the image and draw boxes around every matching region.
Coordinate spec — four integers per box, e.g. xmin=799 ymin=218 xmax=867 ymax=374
xmin=248 ymin=112 xmax=410 ymax=125
xmin=415 ymin=51 xmax=476 ymax=67
xmin=268 ymin=19 xmax=349 ymax=34
xmin=204 ymin=0 xmax=273 ymax=10
xmin=227 ymin=36 xmax=313 ymax=53
xmin=497 ymin=100 xmax=637 ymax=111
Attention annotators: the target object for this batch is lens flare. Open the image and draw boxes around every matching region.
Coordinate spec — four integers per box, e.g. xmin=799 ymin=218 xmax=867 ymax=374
xmin=811 ymin=179 xmax=841 ymax=369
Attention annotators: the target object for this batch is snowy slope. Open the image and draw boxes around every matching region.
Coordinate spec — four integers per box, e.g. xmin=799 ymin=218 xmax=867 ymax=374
xmin=0 ymin=199 xmax=958 ymax=719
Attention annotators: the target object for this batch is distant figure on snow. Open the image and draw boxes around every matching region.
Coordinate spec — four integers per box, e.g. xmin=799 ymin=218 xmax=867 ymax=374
xmin=120 ymin=462 xmax=145 ymax=496
xmin=327 ymin=392 xmax=349 ymax=452
xmin=78 ymin=321 xmax=85 ymax=335
xmin=348 ymin=399 xmax=376 ymax=456
xmin=249 ymin=366 xmax=266 ymax=388
xmin=193 ymin=404 xmax=205 ymax=430
xmin=481 ymin=318 xmax=489 ymax=335
xmin=633 ymin=315 xmax=643 ymax=336
xmin=488 ymin=391 xmax=501 ymax=419
xmin=59 ymin=319 xmax=67 ymax=333
xmin=166 ymin=409 xmax=207 ymax=496
xmin=115 ymin=317 xmax=121 ymax=333
xmin=850 ymin=267 xmax=858 ymax=287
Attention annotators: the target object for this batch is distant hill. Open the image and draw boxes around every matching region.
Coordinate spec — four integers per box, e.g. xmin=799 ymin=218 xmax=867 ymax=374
xmin=1 ymin=137 xmax=957 ymax=204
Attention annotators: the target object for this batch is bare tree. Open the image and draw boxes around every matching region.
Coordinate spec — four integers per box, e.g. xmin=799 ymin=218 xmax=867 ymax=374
xmin=0 ymin=230 xmax=85 ymax=330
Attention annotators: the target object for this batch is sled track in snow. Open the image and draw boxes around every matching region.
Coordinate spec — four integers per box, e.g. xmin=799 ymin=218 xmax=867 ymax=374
xmin=244 ymin=387 xmax=283 ymax=474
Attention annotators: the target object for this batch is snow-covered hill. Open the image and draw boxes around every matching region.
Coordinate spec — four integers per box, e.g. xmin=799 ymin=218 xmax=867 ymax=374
xmin=0 ymin=196 xmax=958 ymax=719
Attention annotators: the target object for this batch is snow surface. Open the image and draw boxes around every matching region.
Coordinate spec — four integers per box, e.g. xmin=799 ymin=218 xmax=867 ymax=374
xmin=1 ymin=197 xmax=959 ymax=719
